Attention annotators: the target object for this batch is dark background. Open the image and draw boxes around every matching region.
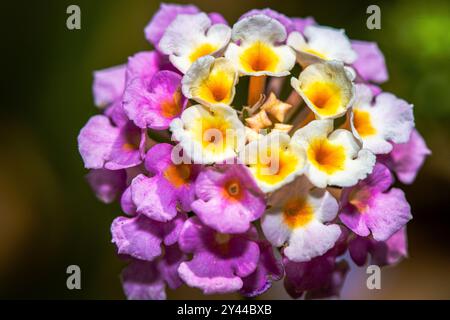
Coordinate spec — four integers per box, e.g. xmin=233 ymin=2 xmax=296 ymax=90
xmin=1 ymin=0 xmax=449 ymax=299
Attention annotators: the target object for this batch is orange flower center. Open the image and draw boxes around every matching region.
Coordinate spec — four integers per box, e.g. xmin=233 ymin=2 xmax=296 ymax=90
xmin=222 ymin=180 xmax=243 ymax=201
xmin=353 ymin=110 xmax=377 ymax=137
xmin=240 ymin=41 xmax=279 ymax=72
xmin=163 ymin=163 xmax=192 ymax=188
xmin=161 ymin=89 xmax=183 ymax=119
xmin=303 ymin=81 xmax=342 ymax=116
xmin=283 ymin=197 xmax=314 ymax=229
xmin=307 ymin=138 xmax=346 ymax=175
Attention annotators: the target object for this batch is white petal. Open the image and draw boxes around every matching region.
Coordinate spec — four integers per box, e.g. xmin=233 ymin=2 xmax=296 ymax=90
xmin=327 ymin=148 xmax=376 ymax=187
xmin=351 ymin=85 xmax=415 ymax=154
xmin=371 ymin=93 xmax=415 ymax=144
xmin=225 ymin=15 xmax=295 ymax=76
xmin=292 ymin=119 xmax=334 ymax=147
xmin=303 ymin=26 xmax=357 ymax=64
xmin=284 ymin=221 xmax=341 ymax=262
xmin=308 ymin=189 xmax=339 ymax=223
xmin=159 ymin=13 xmax=211 ymax=56
xmin=292 ymin=120 xmax=376 ymax=188
xmin=261 ymin=210 xmax=292 ymax=247
xmin=159 ymin=13 xmax=231 ymax=73
xmin=232 ymin=14 xmax=286 ymax=44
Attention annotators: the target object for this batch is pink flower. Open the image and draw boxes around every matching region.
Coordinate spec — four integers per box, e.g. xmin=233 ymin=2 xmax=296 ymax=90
xmin=340 ymin=163 xmax=412 ymax=241
xmin=191 ymin=165 xmax=265 ymax=234
xmin=130 ymin=143 xmax=198 ymax=221
xmin=78 ymin=116 xmax=148 ymax=170
xmin=111 ymin=212 xmax=186 ymax=261
xmin=124 ymin=70 xmax=187 ymax=130
xmin=144 ymin=3 xmax=226 ymax=50
xmin=177 ymin=217 xmax=260 ymax=294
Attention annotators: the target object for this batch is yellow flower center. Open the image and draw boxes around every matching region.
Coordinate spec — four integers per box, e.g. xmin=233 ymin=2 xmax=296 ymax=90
xmin=353 ymin=110 xmax=377 ymax=137
xmin=189 ymin=43 xmax=217 ymax=63
xmin=251 ymin=147 xmax=300 ymax=186
xmin=303 ymin=81 xmax=343 ymax=116
xmin=191 ymin=111 xmax=235 ymax=156
xmin=307 ymin=138 xmax=346 ymax=175
xmin=195 ymin=70 xmax=234 ymax=104
xmin=163 ymin=163 xmax=192 ymax=188
xmin=240 ymin=41 xmax=279 ymax=73
xmin=283 ymin=197 xmax=314 ymax=229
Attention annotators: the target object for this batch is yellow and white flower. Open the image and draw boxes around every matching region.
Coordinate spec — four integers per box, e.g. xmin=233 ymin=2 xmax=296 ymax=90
xmin=159 ymin=13 xmax=231 ymax=73
xmin=287 ymin=25 xmax=357 ymax=67
xmin=182 ymin=56 xmax=238 ymax=108
xmin=239 ymin=131 xmax=306 ymax=193
xmin=262 ymin=177 xmax=341 ymax=262
xmin=292 ymin=119 xmax=375 ymax=188
xmin=225 ymin=14 xmax=296 ymax=77
xmin=170 ymin=104 xmax=245 ymax=164
xmin=350 ymin=84 xmax=415 ymax=154
xmin=291 ymin=61 xmax=355 ymax=119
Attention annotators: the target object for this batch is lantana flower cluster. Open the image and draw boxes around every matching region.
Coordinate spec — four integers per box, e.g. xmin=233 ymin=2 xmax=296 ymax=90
xmin=78 ymin=4 xmax=430 ymax=299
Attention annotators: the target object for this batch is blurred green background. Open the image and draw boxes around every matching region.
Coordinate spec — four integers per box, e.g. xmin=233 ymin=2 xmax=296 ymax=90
xmin=1 ymin=0 xmax=449 ymax=299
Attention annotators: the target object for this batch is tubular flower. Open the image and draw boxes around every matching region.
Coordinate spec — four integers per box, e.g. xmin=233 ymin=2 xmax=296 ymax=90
xmin=182 ymin=56 xmax=238 ymax=108
xmin=78 ymin=4 xmax=428 ymax=300
xmin=78 ymin=116 xmax=149 ymax=170
xmin=339 ymin=163 xmax=412 ymax=241
xmin=349 ymin=84 xmax=415 ymax=154
xmin=124 ymin=70 xmax=187 ymax=130
xmin=240 ymin=132 xmax=306 ymax=193
xmin=170 ymin=105 xmax=245 ymax=164
xmin=262 ymin=177 xmax=341 ymax=262
xmin=177 ymin=217 xmax=260 ymax=294
xmin=159 ymin=13 xmax=231 ymax=73
xmin=292 ymin=120 xmax=376 ymax=188
xmin=291 ymin=61 xmax=355 ymax=119
xmin=225 ymin=14 xmax=296 ymax=77
xmin=191 ymin=164 xmax=265 ymax=234
xmin=131 ymin=143 xmax=198 ymax=222
xmin=111 ymin=212 xmax=187 ymax=261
